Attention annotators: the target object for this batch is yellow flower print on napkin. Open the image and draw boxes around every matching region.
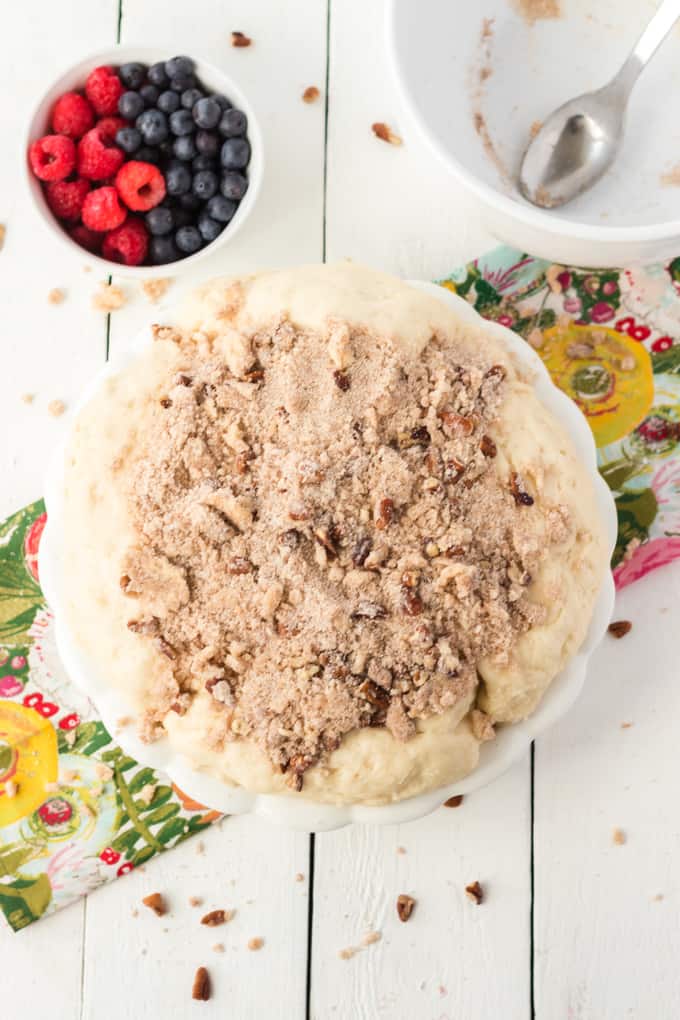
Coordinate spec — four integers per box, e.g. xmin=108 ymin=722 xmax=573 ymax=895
xmin=0 ymin=702 xmax=58 ymax=826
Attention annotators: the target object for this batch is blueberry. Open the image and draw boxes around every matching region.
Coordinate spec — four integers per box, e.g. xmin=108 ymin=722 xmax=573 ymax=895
xmin=169 ymin=109 xmax=195 ymax=136
xmin=206 ymin=194 xmax=236 ymax=223
xmin=210 ymin=93 xmax=231 ymax=111
xmin=146 ymin=207 xmax=174 ymax=236
xmin=157 ymin=90 xmax=180 ymax=114
xmin=115 ymin=127 xmax=142 ymax=154
xmin=159 ymin=138 xmax=176 ymax=158
xmin=181 ymin=88 xmax=204 ymax=110
xmin=192 ymin=170 xmax=219 ymax=200
xmin=193 ymin=154 xmax=217 ymax=172
xmin=197 ymin=212 xmax=224 ymax=244
xmin=118 ymin=90 xmax=145 ymax=120
xmin=165 ymin=163 xmax=192 ymax=196
xmin=170 ymin=73 xmax=197 ymax=93
xmin=136 ymin=108 xmax=169 ymax=145
xmin=150 ymin=235 xmax=181 ymax=264
xmin=119 ymin=62 xmax=147 ymax=90
xmin=179 ymin=192 xmax=202 ymax=211
xmin=218 ymin=108 xmax=247 ymax=138
xmin=148 ymin=61 xmax=169 ymax=88
xmin=140 ymin=83 xmax=160 ymax=107
xmin=176 ymin=225 xmax=203 ymax=254
xmin=193 ymin=97 xmax=221 ymax=130
xmin=165 ymin=55 xmax=194 ymax=80
xmin=220 ymin=137 xmax=250 ymax=170
xmin=136 ymin=145 xmax=161 ymax=164
xmin=220 ymin=171 xmax=248 ymax=201
xmin=195 ymin=130 xmax=220 ymax=158
xmin=173 ymin=135 xmax=197 ymax=161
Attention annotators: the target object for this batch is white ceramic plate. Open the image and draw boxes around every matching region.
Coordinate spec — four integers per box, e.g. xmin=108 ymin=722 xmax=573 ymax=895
xmin=387 ymin=0 xmax=680 ymax=267
xmin=40 ymin=281 xmax=617 ymax=831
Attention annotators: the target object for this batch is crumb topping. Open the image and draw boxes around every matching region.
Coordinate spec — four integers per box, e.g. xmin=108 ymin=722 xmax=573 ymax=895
xmin=120 ymin=311 xmax=571 ymax=787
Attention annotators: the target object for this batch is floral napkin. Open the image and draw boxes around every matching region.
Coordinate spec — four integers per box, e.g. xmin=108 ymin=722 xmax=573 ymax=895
xmin=3 ymin=245 xmax=680 ymax=931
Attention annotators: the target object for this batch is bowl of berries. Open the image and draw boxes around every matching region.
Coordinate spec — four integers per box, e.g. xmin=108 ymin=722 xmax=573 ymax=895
xmin=25 ymin=48 xmax=263 ymax=273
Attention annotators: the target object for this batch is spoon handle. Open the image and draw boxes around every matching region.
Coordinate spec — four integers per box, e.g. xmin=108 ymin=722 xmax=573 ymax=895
xmin=612 ymin=0 xmax=680 ymax=97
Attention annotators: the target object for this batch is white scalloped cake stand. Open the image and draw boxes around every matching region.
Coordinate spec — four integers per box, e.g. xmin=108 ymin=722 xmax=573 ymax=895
xmin=39 ymin=280 xmax=617 ymax=831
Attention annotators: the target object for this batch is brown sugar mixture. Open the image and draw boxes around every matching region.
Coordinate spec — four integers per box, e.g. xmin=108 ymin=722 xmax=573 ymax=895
xmin=120 ymin=313 xmax=567 ymax=790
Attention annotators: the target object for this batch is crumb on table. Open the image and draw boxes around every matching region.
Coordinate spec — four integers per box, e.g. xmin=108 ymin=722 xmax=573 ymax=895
xmin=231 ymin=30 xmax=252 ymax=47
xmin=302 ymin=86 xmax=320 ymax=103
xmin=212 ymin=942 xmax=225 ymax=953
xmin=189 ymin=896 xmax=203 ymax=907
xmin=0 ymin=224 xmax=5 ymax=250
xmin=93 ymin=282 xmax=126 ymax=313
xmin=48 ymin=399 xmax=66 ymax=417
xmin=338 ymin=946 xmax=358 ymax=960
xmin=362 ymin=930 xmax=382 ymax=946
xmin=613 ymin=828 xmax=626 ymax=846
xmin=141 ymin=278 xmax=172 ymax=303
xmin=21 ymin=393 xmax=35 ymax=405
xmin=295 ymin=873 xmax=305 ymax=882
xmin=142 ymin=892 xmax=167 ymax=916
xmin=48 ymin=287 xmax=65 ymax=305
xmin=247 ymin=937 xmax=264 ymax=951
xmin=371 ymin=122 xmax=402 ymax=146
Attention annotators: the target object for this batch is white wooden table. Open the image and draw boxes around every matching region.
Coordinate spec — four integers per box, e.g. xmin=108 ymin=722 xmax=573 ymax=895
xmin=3 ymin=2 xmax=680 ymax=1017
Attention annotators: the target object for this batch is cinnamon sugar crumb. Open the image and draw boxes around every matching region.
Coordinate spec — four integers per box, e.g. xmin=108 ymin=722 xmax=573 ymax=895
xmin=620 ymin=722 xmax=633 ymax=730
xmin=189 ymin=896 xmax=203 ymax=907
xmin=362 ymin=930 xmax=382 ymax=946
xmin=0 ymin=224 xmax=5 ymax=251
xmin=295 ymin=873 xmax=305 ymax=882
xmin=212 ymin=942 xmax=225 ymax=952
xmin=302 ymin=86 xmax=320 ymax=104
xmin=396 ymin=845 xmax=407 ymax=855
xmin=120 ymin=313 xmax=566 ymax=786
xmin=338 ymin=946 xmax=358 ymax=960
xmin=48 ymin=287 xmax=65 ymax=305
xmin=48 ymin=399 xmax=66 ymax=417
xmin=529 ymin=120 xmax=542 ymax=139
xmin=93 ymin=282 xmax=126 ymax=313
xmin=141 ymin=278 xmax=172 ymax=303
xmin=613 ymin=827 xmax=626 ymax=846
xmin=247 ymin=937 xmax=264 ymax=951
xmin=21 ymin=393 xmax=35 ymax=405
xmin=511 ymin=0 xmax=561 ymax=23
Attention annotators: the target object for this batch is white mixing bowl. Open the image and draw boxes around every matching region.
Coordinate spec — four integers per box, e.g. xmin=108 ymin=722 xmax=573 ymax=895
xmin=388 ymin=0 xmax=680 ymax=267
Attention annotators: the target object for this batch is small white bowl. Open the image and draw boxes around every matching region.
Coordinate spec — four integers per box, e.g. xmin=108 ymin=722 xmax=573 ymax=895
xmin=40 ymin=280 xmax=617 ymax=831
xmin=24 ymin=47 xmax=263 ymax=278
xmin=387 ymin=0 xmax=680 ymax=268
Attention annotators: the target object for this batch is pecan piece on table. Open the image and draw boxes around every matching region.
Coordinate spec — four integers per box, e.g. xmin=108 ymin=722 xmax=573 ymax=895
xmin=396 ymin=894 xmax=416 ymax=922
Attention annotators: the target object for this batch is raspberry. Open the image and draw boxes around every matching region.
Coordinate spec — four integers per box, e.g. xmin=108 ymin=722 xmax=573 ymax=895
xmin=82 ymin=186 xmax=127 ymax=231
xmin=77 ymin=125 xmax=125 ymax=180
xmin=45 ymin=178 xmax=90 ymax=221
xmin=69 ymin=224 xmax=102 ymax=253
xmin=97 ymin=116 xmax=127 ymax=144
xmin=102 ymin=217 xmax=149 ymax=266
xmin=29 ymin=135 xmax=76 ymax=181
xmin=115 ymin=161 xmax=166 ymax=211
xmin=85 ymin=66 xmax=124 ymax=116
xmin=51 ymin=92 xmax=95 ymax=139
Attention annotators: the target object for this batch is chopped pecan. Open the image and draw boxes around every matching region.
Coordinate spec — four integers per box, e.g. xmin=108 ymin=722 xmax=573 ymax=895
xmin=154 ymin=636 xmax=176 ymax=659
xmin=410 ymin=425 xmax=431 ymax=445
xmin=509 ymin=472 xmax=534 ymax=506
xmin=401 ymin=586 xmax=424 ymax=616
xmin=192 ymin=967 xmax=211 ymax=1001
xmin=371 ymin=122 xmax=402 ymax=145
xmin=288 ymin=505 xmax=310 ymax=522
xmin=352 ymin=535 xmax=373 ymax=567
xmin=444 ymin=795 xmax=464 ymax=808
xmin=119 ymin=574 xmax=132 ymax=591
xmin=201 ymin=909 xmax=229 ymax=927
xmin=231 ymin=30 xmax=252 ymax=47
xmin=396 ymin=894 xmax=416 ymax=922
xmin=235 ymin=451 xmax=253 ymax=475
xmin=159 ymin=397 xmax=172 ymax=408
xmin=281 ymin=528 xmax=302 ymax=549
xmin=351 ymin=601 xmax=388 ymax=621
xmin=357 ymin=679 xmax=390 ymax=710
xmin=444 ymin=459 xmax=466 ymax=483
xmin=243 ymin=366 xmax=264 ymax=383
xmin=151 ymin=324 xmax=183 ymax=343
xmin=438 ymin=410 xmax=475 ymax=435
xmin=608 ymin=620 xmax=632 ymax=639
xmin=127 ymin=618 xmax=159 ymax=635
xmin=142 ymin=892 xmax=167 ymax=916
xmin=176 ymin=373 xmax=192 ymax=386
xmin=302 ymin=85 xmax=320 ymax=103
xmin=401 ymin=570 xmax=419 ymax=589
xmin=313 ymin=526 xmax=337 ymax=558
xmin=484 ymin=364 xmax=506 ymax=383
xmin=465 ymin=881 xmax=484 ymax=905
xmin=480 ymin=435 xmax=497 ymax=458
xmin=375 ymin=497 xmax=394 ymax=530
xmin=227 ymin=556 xmax=253 ymax=575
xmin=333 ymin=369 xmax=351 ymax=391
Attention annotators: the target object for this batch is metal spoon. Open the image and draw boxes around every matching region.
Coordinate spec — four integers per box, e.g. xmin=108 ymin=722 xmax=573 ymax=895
xmin=519 ymin=0 xmax=680 ymax=209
